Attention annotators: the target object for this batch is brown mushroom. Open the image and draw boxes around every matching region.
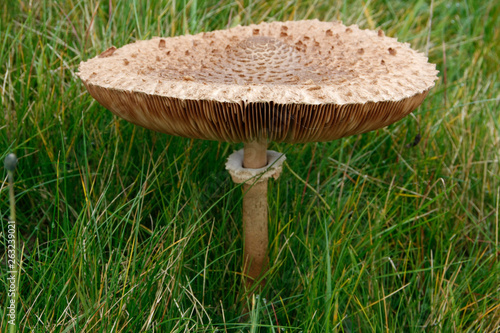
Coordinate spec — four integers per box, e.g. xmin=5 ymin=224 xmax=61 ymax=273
xmin=78 ymin=20 xmax=438 ymax=292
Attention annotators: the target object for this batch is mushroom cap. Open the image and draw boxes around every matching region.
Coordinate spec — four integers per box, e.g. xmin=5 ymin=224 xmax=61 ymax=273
xmin=78 ymin=20 xmax=438 ymax=143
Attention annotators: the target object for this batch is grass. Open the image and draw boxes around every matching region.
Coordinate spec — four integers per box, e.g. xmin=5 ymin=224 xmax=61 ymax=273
xmin=1 ymin=0 xmax=499 ymax=331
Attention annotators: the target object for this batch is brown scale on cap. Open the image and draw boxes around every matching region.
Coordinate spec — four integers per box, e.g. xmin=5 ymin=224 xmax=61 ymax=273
xmin=98 ymin=46 xmax=117 ymax=58
xmin=78 ymin=20 xmax=438 ymax=144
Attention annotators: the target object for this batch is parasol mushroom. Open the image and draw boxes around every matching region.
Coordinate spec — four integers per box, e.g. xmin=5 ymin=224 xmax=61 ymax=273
xmin=78 ymin=20 xmax=438 ymax=291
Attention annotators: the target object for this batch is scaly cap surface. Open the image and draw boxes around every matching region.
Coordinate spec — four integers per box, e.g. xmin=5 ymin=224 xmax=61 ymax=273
xmin=78 ymin=20 xmax=438 ymax=143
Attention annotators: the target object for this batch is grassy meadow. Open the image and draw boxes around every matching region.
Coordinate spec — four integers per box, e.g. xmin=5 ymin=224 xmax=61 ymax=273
xmin=1 ymin=0 xmax=499 ymax=331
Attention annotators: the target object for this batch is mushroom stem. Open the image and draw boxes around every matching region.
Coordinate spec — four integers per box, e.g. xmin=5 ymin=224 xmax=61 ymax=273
xmin=243 ymin=141 xmax=268 ymax=169
xmin=242 ymin=141 xmax=268 ymax=288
